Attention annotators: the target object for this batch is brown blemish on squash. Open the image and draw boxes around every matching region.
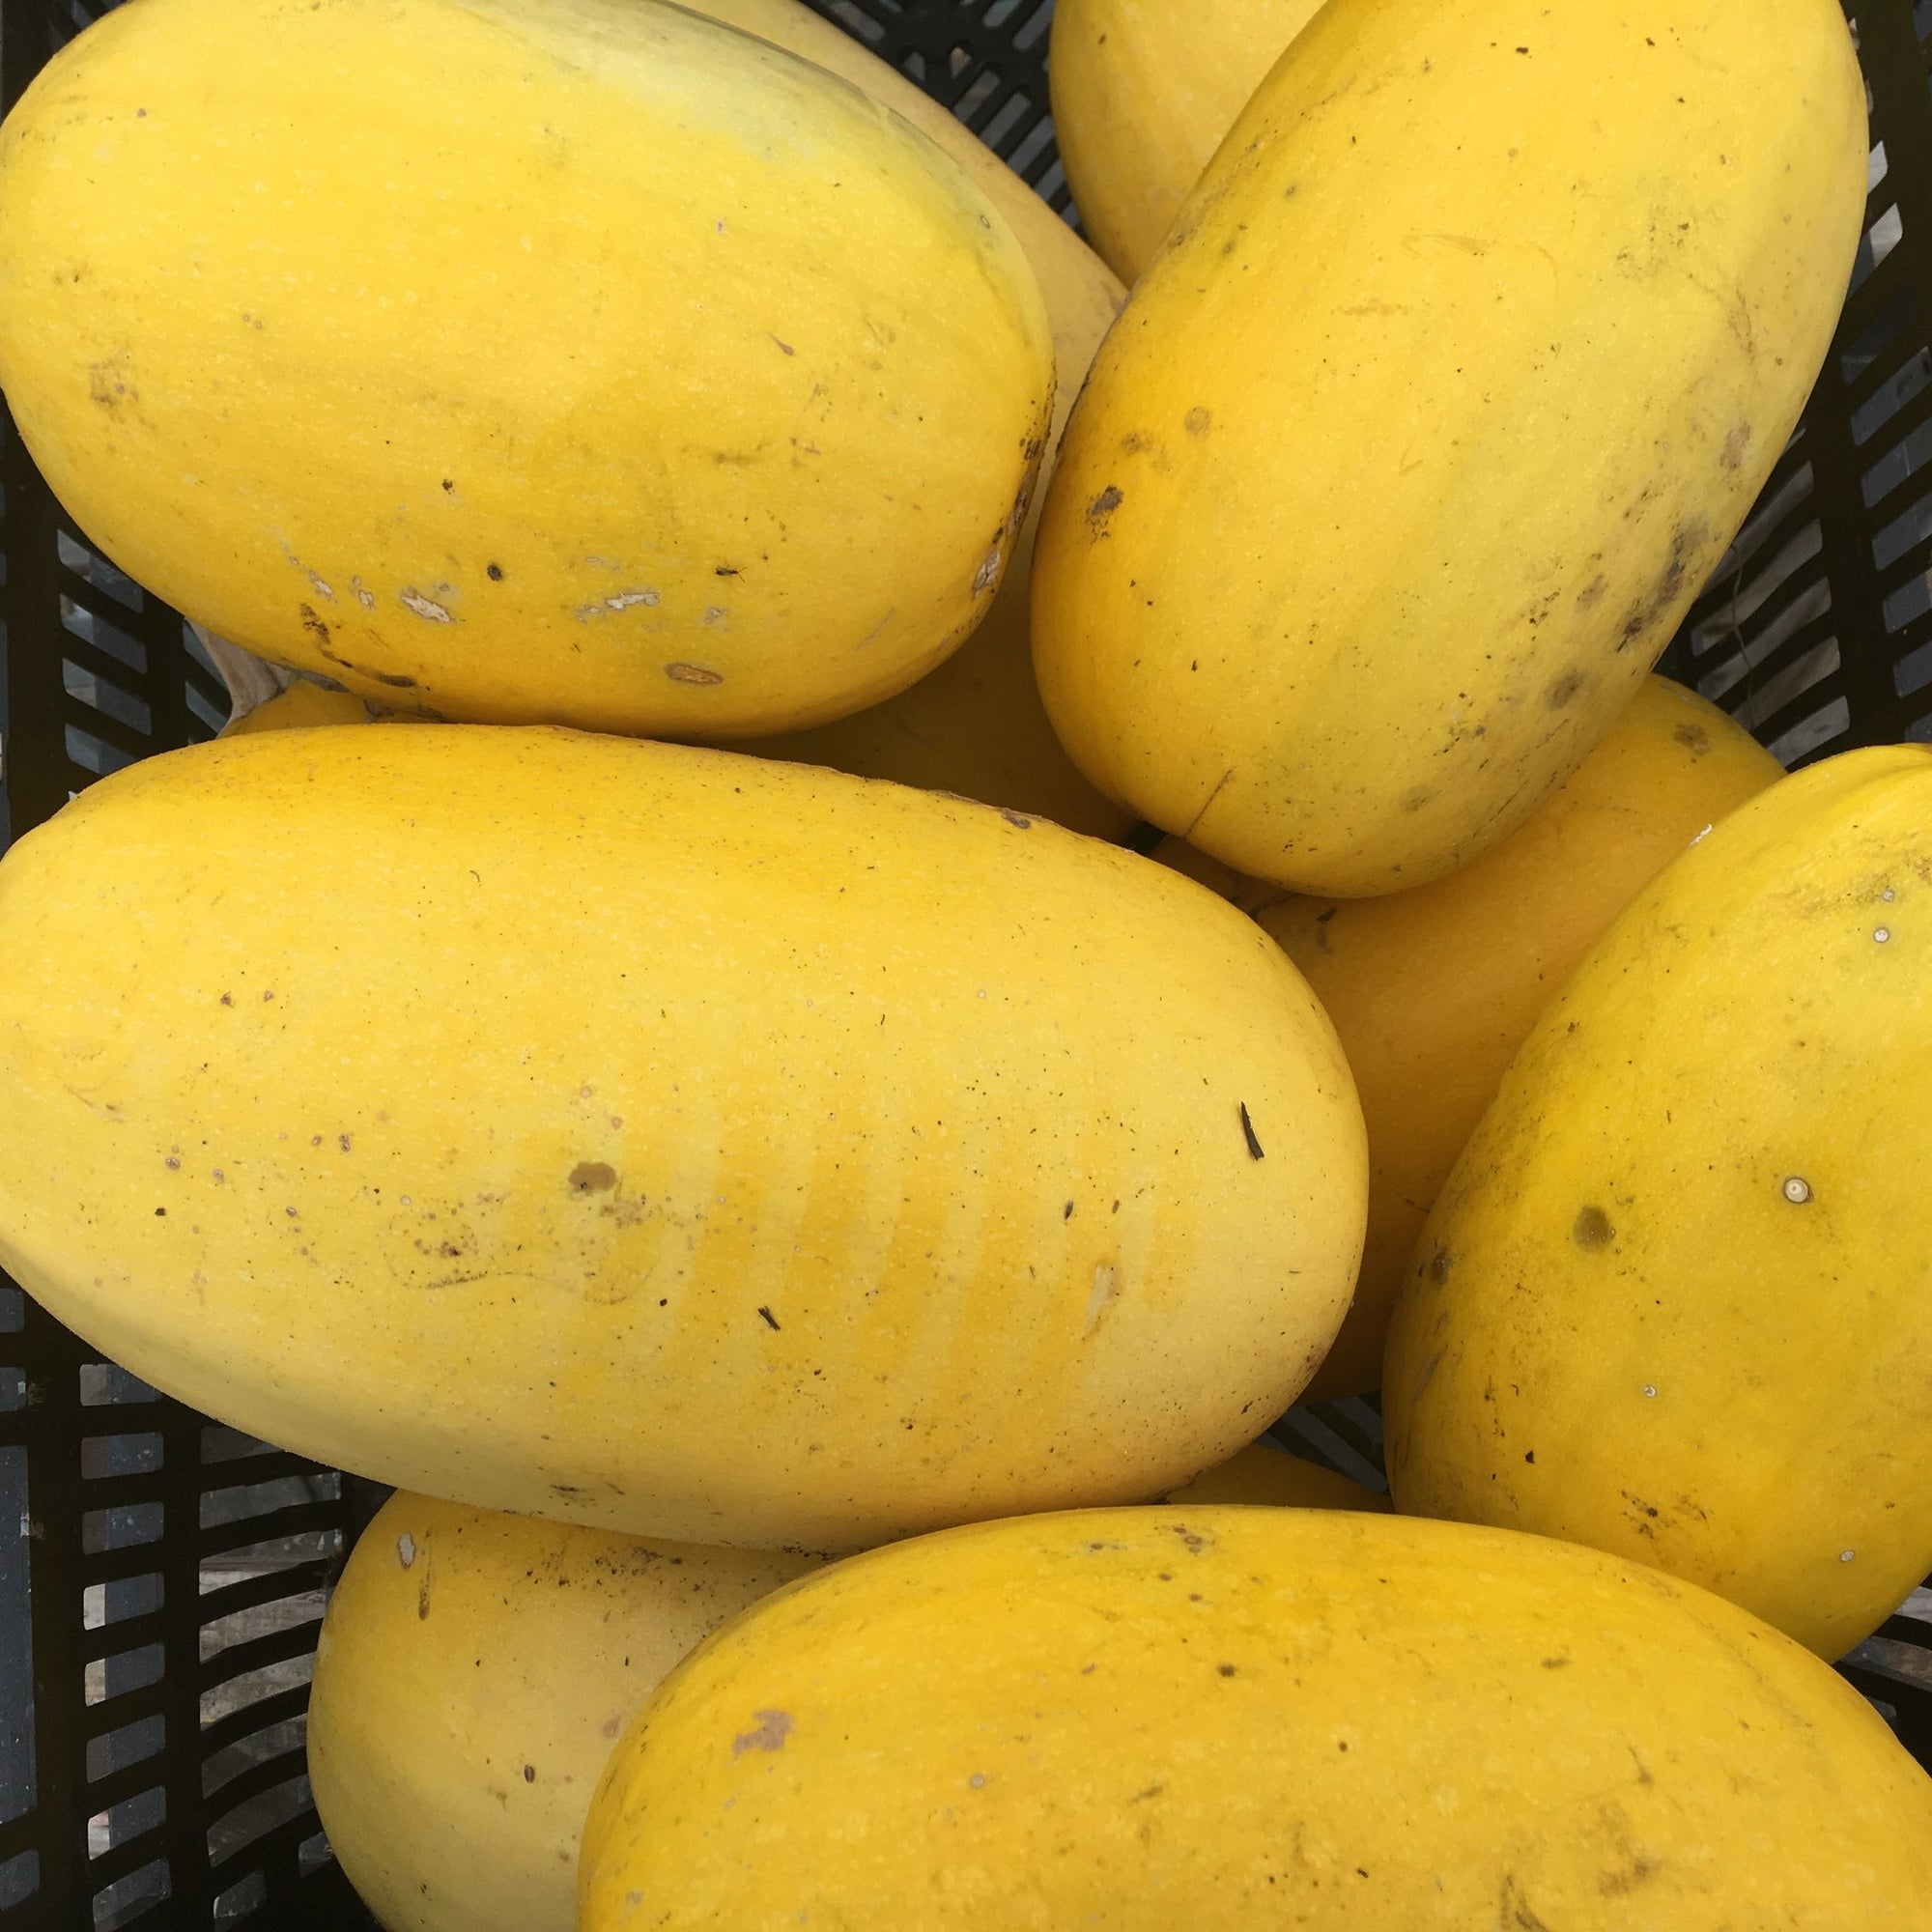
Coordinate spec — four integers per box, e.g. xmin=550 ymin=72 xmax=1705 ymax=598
xmin=1600 ymin=1857 xmax=1660 ymax=1896
xmin=1086 ymin=485 xmax=1123 ymax=536
xmin=665 ymin=663 xmax=724 ymax=685
xmin=1184 ymin=407 xmax=1212 ymax=437
xmin=1501 ymin=1874 xmax=1555 ymax=1930
xmin=1546 ymin=669 xmax=1586 ymax=710
xmin=1573 ymin=1205 xmax=1614 ymax=1249
xmin=731 ymin=1710 xmax=793 ymax=1757
xmin=1617 ymin=520 xmax=1706 ymax=649
xmin=569 ymin=1162 xmax=617 ymax=1195
xmin=1720 ymin=422 xmax=1752 ymax=469
xmin=88 ymin=359 xmax=135 ymax=408
xmin=1577 ymin=574 xmax=1608 ymax=611
xmin=296 ymin=603 xmax=354 ymax=674
xmin=1672 ymin=723 xmax=1711 ymax=755
xmin=1400 ymin=782 xmax=1436 ymax=812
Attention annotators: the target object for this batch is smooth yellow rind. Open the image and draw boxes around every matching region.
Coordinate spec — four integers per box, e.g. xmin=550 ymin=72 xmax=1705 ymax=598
xmin=1033 ymin=0 xmax=1866 ymax=894
xmin=0 ymin=0 xmax=1054 ymax=736
xmin=1386 ymin=744 xmax=1932 ymax=1659
xmin=581 ymin=1506 xmax=1932 ymax=1928
xmin=218 ymin=680 xmax=380 ymax=736
xmin=0 ymin=726 xmax=1365 ymax=1549
xmin=1152 ymin=1440 xmax=1388 ymax=1511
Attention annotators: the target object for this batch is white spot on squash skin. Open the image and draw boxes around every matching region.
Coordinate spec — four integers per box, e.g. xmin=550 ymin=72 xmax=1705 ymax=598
xmin=400 ymin=588 xmax=452 ymax=623
xmin=1875 ymin=927 xmax=1891 ymax=944
xmin=1782 ymin=1177 xmax=1813 ymax=1205
xmin=396 ymin=1531 xmax=415 ymax=1569
xmin=1085 ymin=1264 xmax=1118 ymax=1336
xmin=351 ymin=577 xmax=376 ymax=610
xmin=578 ymin=589 xmax=660 ymax=619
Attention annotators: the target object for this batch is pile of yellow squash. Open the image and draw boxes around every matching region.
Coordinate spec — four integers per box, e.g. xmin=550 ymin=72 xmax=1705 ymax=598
xmin=3 ymin=0 xmax=1929 ymax=1923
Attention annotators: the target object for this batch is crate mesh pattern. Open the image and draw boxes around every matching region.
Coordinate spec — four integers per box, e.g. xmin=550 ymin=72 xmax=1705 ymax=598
xmin=1 ymin=1 xmax=1930 ymax=1925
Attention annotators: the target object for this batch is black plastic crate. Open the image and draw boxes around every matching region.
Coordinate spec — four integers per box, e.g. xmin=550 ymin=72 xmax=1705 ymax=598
xmin=1 ymin=1 xmax=1930 ymax=1926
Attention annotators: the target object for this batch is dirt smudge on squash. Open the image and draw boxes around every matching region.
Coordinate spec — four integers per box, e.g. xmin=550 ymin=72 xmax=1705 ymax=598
xmin=1500 ymin=1874 xmax=1555 ymax=1930
xmin=88 ymin=358 xmax=136 ymax=409
xmin=1572 ymin=1205 xmax=1614 ymax=1249
xmin=1616 ymin=520 xmax=1706 ymax=649
xmin=1085 ymin=485 xmax=1123 ymax=537
xmin=297 ymin=602 xmax=360 ymax=677
xmin=569 ymin=1162 xmax=617 ymax=1195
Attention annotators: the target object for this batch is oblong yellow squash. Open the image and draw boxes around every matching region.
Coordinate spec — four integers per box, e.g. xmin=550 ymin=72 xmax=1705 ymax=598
xmin=308 ymin=1492 xmax=818 ymax=1932
xmin=0 ymin=726 xmax=1364 ymax=1549
xmin=0 ymin=0 xmax=1053 ymax=738
xmin=1031 ymin=0 xmax=1865 ymax=894
xmin=1385 ymin=746 xmax=1932 ymax=1660
xmin=1164 ymin=676 xmax=1783 ymax=1398
xmin=1049 ymin=0 xmax=1323 ymax=281
xmin=581 ymin=1507 xmax=1932 ymax=1928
